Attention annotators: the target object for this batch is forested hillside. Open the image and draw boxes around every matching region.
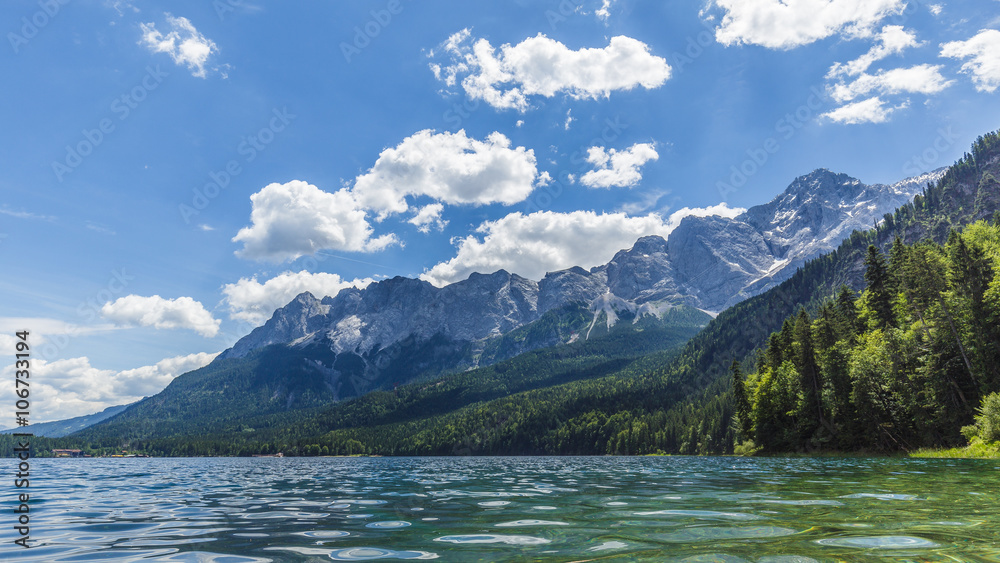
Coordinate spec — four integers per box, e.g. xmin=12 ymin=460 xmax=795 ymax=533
xmin=735 ymin=220 xmax=1000 ymax=453
xmin=39 ymin=307 xmax=708 ymax=456
xmin=11 ymin=130 xmax=998 ymax=458
xmin=285 ymin=130 xmax=1000 ymax=456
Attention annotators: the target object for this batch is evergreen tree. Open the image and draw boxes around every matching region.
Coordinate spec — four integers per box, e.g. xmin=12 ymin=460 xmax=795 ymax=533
xmin=731 ymin=360 xmax=752 ymax=440
xmin=792 ymin=308 xmax=825 ymax=443
xmin=864 ymin=245 xmax=895 ymax=329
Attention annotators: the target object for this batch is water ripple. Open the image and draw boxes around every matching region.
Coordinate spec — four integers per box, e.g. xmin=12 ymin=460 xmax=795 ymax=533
xmin=19 ymin=457 xmax=1000 ymax=561
xmin=434 ymin=534 xmax=551 ymax=545
xmin=815 ymin=535 xmax=939 ymax=549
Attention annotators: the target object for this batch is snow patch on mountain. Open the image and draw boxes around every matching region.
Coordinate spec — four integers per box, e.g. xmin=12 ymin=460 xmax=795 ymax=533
xmin=220 ymin=167 xmax=944 ymax=367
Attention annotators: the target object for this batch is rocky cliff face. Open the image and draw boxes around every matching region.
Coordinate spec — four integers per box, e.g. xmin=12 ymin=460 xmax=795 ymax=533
xmin=218 ymin=167 xmax=944 ymax=389
xmin=660 ymin=167 xmax=945 ymax=310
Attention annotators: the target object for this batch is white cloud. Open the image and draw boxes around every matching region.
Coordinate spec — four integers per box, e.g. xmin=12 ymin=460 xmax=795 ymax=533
xmin=221 ymin=270 xmax=376 ymax=325
xmin=826 ymin=25 xmax=921 ymax=78
xmin=115 ymin=352 xmax=219 ymax=399
xmin=0 ymin=352 xmax=218 ymax=423
xmin=0 ymin=206 xmax=56 ymax=221
xmin=432 ymin=31 xmax=671 ymax=111
xmin=352 ymin=130 xmax=539 ymax=218
xmin=408 ymin=203 xmax=448 ymax=233
xmin=821 ymin=96 xmax=899 ymax=124
xmin=233 ymin=180 xmax=398 ymax=262
xmin=596 ymin=0 xmax=614 ymax=21
xmin=580 ymin=143 xmax=659 ymax=189
xmin=420 ymin=205 xmax=743 ymax=286
xmin=0 ymin=318 xmax=115 ymax=338
xmin=710 ymin=0 xmax=905 ymax=49
xmin=941 ymin=29 xmax=1000 ymax=93
xmin=829 ymin=64 xmax=952 ymax=103
xmin=233 ymin=131 xmax=539 ymax=263
xmin=664 ymin=203 xmax=744 ymax=231
xmin=101 ymin=295 xmax=221 ymax=337
xmin=618 ymin=188 xmax=671 ymax=215
xmin=928 ymin=4 xmax=943 ymax=16
xmin=139 ymin=14 xmax=218 ymax=78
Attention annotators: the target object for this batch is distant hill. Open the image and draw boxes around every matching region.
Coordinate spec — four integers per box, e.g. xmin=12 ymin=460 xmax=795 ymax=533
xmin=1 ymin=404 xmax=131 ymax=438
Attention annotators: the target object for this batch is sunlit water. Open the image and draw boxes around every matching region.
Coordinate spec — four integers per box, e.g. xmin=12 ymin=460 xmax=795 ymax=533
xmin=3 ymin=456 xmax=999 ymax=561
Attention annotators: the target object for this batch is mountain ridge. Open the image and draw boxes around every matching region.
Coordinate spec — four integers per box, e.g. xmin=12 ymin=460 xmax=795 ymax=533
xmin=218 ymin=166 xmax=944 ymax=371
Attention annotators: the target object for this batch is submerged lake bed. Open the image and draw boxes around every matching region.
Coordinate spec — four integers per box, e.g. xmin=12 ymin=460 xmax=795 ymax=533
xmin=5 ymin=456 xmax=999 ymax=561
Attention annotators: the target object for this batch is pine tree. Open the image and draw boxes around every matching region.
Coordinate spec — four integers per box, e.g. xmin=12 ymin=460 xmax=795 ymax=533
xmin=864 ymin=245 xmax=895 ymax=329
xmin=793 ymin=308 xmax=827 ymax=442
xmin=731 ymin=360 xmax=752 ymax=440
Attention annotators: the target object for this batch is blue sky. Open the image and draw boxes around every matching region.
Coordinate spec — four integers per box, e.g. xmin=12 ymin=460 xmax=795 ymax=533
xmin=2 ymin=0 xmax=1000 ymax=422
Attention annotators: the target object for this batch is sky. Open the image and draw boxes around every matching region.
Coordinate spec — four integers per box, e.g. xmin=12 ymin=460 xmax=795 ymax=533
xmin=2 ymin=0 xmax=1000 ymax=423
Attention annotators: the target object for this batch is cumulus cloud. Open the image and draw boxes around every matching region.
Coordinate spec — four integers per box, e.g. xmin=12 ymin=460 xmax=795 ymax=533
xmin=139 ymin=14 xmax=218 ymax=78
xmin=233 ymin=131 xmax=541 ymax=263
xmin=221 ymin=270 xmax=376 ymax=325
xmin=941 ymin=29 xmax=1000 ymax=93
xmin=432 ymin=30 xmax=671 ymax=111
xmin=820 ymin=27 xmax=951 ymax=125
xmin=421 ymin=205 xmax=743 ymax=286
xmin=826 ymin=25 xmax=921 ymax=78
xmin=710 ymin=0 xmax=905 ymax=49
xmin=580 ymin=143 xmax=659 ymax=189
xmin=595 ymin=0 xmax=614 ymax=21
xmin=821 ymin=96 xmax=900 ymax=124
xmin=828 ymin=64 xmax=952 ymax=103
xmin=0 ymin=352 xmax=218 ymax=423
xmin=233 ymin=181 xmax=398 ymax=262
xmin=101 ymin=295 xmax=221 ymax=337
xmin=352 ymin=130 xmax=539 ymax=218
xmin=408 ymin=203 xmax=448 ymax=233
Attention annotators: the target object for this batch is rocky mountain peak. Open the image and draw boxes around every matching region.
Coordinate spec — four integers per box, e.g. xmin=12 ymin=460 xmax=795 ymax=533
xmin=629 ymin=235 xmax=670 ymax=256
xmin=220 ymin=167 xmax=944 ymax=365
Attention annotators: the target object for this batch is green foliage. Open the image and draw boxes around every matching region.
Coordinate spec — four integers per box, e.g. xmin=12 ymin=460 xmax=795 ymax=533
xmin=20 ymin=127 xmax=1000 ymax=459
xmin=744 ymin=221 xmax=1000 ymax=453
xmin=731 ymin=360 xmax=751 ymax=440
xmin=962 ymin=392 xmax=1000 ymax=444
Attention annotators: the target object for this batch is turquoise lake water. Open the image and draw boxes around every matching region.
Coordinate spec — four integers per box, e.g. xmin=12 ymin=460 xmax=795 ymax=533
xmin=3 ymin=456 xmax=999 ymax=561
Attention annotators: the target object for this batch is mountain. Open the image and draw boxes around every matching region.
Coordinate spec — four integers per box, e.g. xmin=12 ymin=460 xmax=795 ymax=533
xmin=276 ymin=131 xmax=999 ymax=456
xmin=69 ymin=304 xmax=710 ymax=451
xmin=0 ymin=404 xmax=131 ymax=438
xmin=216 ymin=168 xmax=943 ymax=379
xmin=65 ymin=163 xmax=955 ymax=451
xmin=663 ymin=168 xmax=944 ymax=310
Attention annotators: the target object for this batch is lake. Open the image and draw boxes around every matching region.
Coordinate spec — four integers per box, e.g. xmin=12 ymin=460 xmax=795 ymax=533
xmin=4 ymin=456 xmax=999 ymax=561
